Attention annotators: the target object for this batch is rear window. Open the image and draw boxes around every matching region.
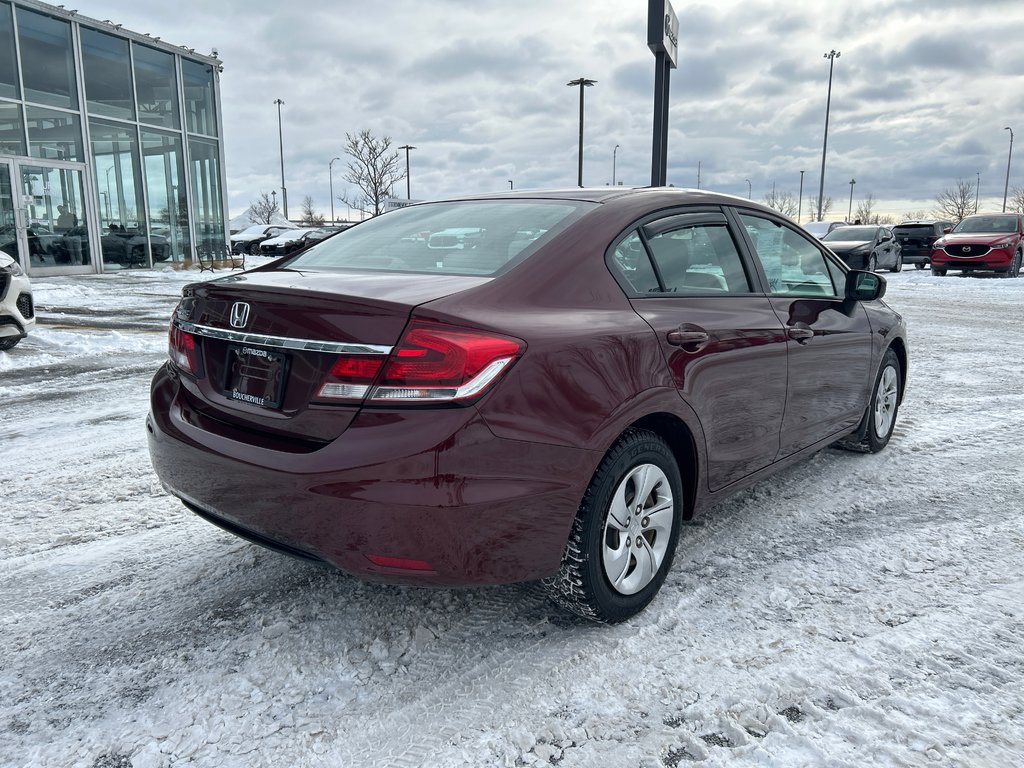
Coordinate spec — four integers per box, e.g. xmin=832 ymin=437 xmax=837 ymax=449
xmin=283 ymin=200 xmax=595 ymax=276
xmin=893 ymin=224 xmax=934 ymax=235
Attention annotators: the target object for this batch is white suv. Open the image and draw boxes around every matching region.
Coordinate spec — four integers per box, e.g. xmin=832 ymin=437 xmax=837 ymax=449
xmin=0 ymin=250 xmax=34 ymax=350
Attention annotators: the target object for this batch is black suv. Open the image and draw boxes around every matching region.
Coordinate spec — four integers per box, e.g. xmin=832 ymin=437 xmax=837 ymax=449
xmin=892 ymin=220 xmax=953 ymax=269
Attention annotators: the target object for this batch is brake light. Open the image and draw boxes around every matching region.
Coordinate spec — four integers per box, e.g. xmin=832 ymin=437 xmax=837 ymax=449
xmin=315 ymin=320 xmax=524 ymax=405
xmin=370 ymin=321 xmax=524 ymax=403
xmin=168 ymin=322 xmax=201 ymax=376
xmin=316 ymin=355 xmax=386 ymax=400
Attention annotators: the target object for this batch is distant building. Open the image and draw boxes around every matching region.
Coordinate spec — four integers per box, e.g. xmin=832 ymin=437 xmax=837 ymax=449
xmin=0 ymin=0 xmax=228 ymax=274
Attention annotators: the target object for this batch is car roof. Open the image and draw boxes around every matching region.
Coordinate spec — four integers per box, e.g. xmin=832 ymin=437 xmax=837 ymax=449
xmin=403 ymin=186 xmax=787 ymax=221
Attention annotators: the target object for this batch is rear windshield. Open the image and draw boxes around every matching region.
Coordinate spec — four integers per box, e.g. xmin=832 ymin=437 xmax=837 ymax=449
xmin=893 ymin=224 xmax=934 ymax=234
xmin=283 ymin=200 xmax=596 ymax=276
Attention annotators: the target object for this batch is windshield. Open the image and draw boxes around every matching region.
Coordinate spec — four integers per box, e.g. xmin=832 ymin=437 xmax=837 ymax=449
xmin=283 ymin=200 xmax=596 ymax=276
xmin=953 ymin=215 xmax=1018 ymax=234
xmin=822 ymin=226 xmax=877 ymax=243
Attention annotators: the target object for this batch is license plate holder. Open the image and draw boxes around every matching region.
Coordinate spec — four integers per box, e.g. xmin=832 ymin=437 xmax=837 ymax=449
xmin=224 ymin=344 xmax=288 ymax=409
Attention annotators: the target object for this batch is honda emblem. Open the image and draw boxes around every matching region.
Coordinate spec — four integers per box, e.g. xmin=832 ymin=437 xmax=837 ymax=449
xmin=229 ymin=302 xmax=250 ymax=329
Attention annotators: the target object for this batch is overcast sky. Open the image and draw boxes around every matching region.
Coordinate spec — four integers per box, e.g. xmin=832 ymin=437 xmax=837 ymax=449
xmin=80 ymin=0 xmax=1024 ymax=221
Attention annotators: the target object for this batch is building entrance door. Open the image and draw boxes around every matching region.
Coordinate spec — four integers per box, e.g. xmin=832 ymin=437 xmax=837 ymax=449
xmin=0 ymin=162 xmax=25 ymax=266
xmin=6 ymin=160 xmax=93 ymax=275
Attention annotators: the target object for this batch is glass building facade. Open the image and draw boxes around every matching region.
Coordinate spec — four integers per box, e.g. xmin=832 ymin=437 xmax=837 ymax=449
xmin=0 ymin=0 xmax=227 ymax=274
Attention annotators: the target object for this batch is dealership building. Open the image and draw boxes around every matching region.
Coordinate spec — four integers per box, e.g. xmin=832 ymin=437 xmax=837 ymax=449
xmin=0 ymin=0 xmax=228 ymax=275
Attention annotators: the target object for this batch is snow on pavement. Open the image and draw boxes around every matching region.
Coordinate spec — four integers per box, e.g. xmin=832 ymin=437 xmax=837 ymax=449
xmin=1 ymin=267 xmax=1023 ymax=767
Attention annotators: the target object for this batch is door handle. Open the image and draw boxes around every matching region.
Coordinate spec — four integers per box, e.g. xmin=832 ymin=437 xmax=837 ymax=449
xmin=667 ymin=327 xmax=710 ymax=348
xmin=787 ymin=325 xmax=814 ymax=343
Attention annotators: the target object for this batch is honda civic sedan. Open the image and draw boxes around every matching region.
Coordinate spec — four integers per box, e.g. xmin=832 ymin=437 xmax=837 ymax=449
xmin=147 ymin=188 xmax=908 ymax=623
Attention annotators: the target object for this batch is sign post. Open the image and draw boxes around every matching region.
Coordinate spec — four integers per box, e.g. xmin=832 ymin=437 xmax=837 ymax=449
xmin=648 ymin=0 xmax=679 ymax=187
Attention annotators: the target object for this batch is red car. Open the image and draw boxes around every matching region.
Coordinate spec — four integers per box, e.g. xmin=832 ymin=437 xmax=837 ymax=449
xmin=147 ymin=188 xmax=908 ymax=622
xmin=930 ymin=213 xmax=1024 ymax=277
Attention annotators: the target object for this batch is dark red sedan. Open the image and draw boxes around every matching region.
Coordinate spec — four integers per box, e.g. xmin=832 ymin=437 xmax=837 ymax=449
xmin=147 ymin=188 xmax=908 ymax=622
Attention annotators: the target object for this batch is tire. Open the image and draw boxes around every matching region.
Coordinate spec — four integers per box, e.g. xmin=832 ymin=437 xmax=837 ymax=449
xmin=866 ymin=255 xmax=877 ymax=272
xmin=931 ymin=266 xmax=947 ymax=276
xmin=890 ymin=252 xmax=903 ymax=273
xmin=914 ymin=262 xmax=926 ymax=270
xmin=0 ymin=335 xmax=21 ymax=351
xmin=834 ymin=347 xmax=901 ymax=454
xmin=1002 ymin=250 xmax=1022 ymax=278
xmin=543 ymin=429 xmax=683 ymax=623
xmin=247 ymin=241 xmax=262 ymax=256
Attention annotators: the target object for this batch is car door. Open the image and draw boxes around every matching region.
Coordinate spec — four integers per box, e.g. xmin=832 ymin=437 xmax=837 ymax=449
xmin=733 ymin=211 xmax=874 ymax=457
xmin=609 ymin=211 xmax=789 ymax=491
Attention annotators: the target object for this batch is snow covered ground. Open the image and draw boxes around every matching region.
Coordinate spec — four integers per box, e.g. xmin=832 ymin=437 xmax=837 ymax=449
xmin=2 ymin=264 xmax=1023 ymax=768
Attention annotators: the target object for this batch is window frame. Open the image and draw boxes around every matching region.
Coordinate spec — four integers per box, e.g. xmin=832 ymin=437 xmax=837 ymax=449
xmin=605 ymin=206 xmax=761 ymax=299
xmin=726 ymin=206 xmax=849 ymax=299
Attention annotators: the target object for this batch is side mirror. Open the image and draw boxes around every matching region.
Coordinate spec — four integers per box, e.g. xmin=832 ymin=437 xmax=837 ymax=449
xmin=943 ymin=227 xmax=952 ymax=234
xmin=846 ymin=269 xmax=887 ymax=302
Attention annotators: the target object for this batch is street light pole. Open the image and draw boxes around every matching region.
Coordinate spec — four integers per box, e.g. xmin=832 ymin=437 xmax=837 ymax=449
xmin=508 ymin=179 xmax=513 ymax=190
xmin=567 ymin=77 xmax=596 ymax=187
xmin=329 ymin=156 xmax=340 ymax=224
xmin=798 ymin=170 xmax=805 ymax=223
xmin=613 ymin=144 xmax=620 ymax=186
xmin=817 ymin=50 xmax=841 ymax=221
xmin=1003 ymin=126 xmax=1014 ymax=212
xmin=398 ymin=145 xmax=416 ymax=199
xmin=274 ymin=98 xmax=288 ymax=219
xmin=975 ymin=171 xmax=980 ymax=214
xmin=745 ymin=178 xmax=751 ymax=199
xmin=848 ymin=178 xmax=856 ymax=221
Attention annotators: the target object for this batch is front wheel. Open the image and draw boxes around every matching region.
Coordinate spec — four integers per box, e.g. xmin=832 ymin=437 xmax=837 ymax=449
xmin=834 ymin=347 xmax=901 ymax=453
xmin=247 ymin=241 xmax=262 ymax=256
xmin=890 ymin=252 xmax=903 ymax=273
xmin=1002 ymin=250 xmax=1022 ymax=278
xmin=866 ymin=255 xmax=877 ymax=271
xmin=543 ymin=429 xmax=682 ymax=623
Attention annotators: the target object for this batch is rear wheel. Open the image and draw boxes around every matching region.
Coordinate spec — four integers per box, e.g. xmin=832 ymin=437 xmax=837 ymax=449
xmin=543 ymin=429 xmax=682 ymax=623
xmin=931 ymin=266 xmax=947 ymax=276
xmin=914 ymin=262 xmax=926 ymax=270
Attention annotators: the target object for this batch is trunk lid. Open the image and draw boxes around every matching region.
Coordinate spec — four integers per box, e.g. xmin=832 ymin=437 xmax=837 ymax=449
xmin=174 ymin=269 xmax=490 ymax=445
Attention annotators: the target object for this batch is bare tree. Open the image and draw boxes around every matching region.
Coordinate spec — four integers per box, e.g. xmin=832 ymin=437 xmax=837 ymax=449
xmin=902 ymin=209 xmax=929 ymax=221
xmin=762 ymin=190 xmax=799 ymax=218
xmin=933 ymin=178 xmax=977 ymax=222
xmin=299 ymin=195 xmax=325 ymax=226
xmin=339 ymin=129 xmax=405 ymax=217
xmin=854 ymin=193 xmax=877 ymax=224
xmin=248 ymin=192 xmax=279 ymax=225
xmin=815 ymin=196 xmax=834 ymax=219
xmin=1009 ymin=185 xmax=1024 ymax=215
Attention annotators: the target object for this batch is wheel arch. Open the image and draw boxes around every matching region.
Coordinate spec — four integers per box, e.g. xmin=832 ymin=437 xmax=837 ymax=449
xmin=886 ymin=337 xmax=909 ymax=404
xmin=626 ymin=412 xmax=699 ymax=521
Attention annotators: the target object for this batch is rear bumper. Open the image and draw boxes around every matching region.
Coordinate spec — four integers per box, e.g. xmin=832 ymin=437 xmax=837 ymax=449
xmin=147 ymin=365 xmax=595 ymax=586
xmin=899 ymin=248 xmax=930 ymax=264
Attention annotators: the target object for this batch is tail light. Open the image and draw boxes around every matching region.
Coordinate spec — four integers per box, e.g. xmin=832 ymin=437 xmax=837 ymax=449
xmin=168 ymin=322 xmax=202 ymax=376
xmin=315 ymin=320 xmax=525 ymax=405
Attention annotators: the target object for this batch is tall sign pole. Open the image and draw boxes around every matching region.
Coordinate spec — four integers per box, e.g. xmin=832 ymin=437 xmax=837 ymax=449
xmin=648 ymin=0 xmax=679 ymax=186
